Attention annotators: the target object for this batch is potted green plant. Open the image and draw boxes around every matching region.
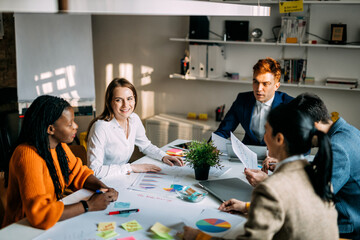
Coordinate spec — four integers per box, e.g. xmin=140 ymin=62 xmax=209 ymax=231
xmin=185 ymin=140 xmax=222 ymax=180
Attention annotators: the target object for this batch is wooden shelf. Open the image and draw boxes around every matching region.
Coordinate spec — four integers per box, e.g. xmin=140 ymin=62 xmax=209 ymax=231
xmin=169 ymin=38 xmax=360 ymax=49
xmin=170 ymin=74 xmax=360 ymax=92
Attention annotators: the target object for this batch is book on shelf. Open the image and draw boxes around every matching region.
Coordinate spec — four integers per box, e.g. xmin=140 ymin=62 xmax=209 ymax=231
xmin=281 ymin=58 xmax=307 ymax=83
xmin=325 ymin=77 xmax=358 ymax=88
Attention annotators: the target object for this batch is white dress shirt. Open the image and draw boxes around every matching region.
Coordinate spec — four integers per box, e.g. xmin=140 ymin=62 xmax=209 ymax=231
xmin=87 ymin=113 xmax=167 ymax=179
xmin=250 ymin=96 xmax=274 ymax=142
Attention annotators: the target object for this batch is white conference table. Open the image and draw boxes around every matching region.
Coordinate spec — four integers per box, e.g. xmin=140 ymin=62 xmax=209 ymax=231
xmin=0 ymin=139 xmax=251 ymax=240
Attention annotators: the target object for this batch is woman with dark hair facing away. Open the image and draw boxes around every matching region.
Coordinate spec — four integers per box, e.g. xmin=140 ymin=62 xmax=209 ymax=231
xmin=87 ymin=78 xmax=183 ymax=179
xmin=183 ymin=104 xmax=338 ymax=239
xmin=2 ymin=95 xmax=118 ymax=230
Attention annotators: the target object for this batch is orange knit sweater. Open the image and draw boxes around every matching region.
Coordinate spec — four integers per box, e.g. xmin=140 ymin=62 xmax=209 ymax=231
xmin=2 ymin=143 xmax=93 ymax=229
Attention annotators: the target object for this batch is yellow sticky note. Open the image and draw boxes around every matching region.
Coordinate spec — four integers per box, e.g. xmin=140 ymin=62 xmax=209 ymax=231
xmin=121 ymin=220 xmax=143 ymax=232
xmin=279 ymin=0 xmax=303 ymax=13
xmin=98 ymin=222 xmax=116 ymax=232
xmin=96 ymin=230 xmax=118 ymax=239
xmin=151 ymin=222 xmax=173 ymax=239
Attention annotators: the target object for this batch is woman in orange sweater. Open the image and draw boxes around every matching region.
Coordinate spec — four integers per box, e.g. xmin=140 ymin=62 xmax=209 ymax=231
xmin=2 ymin=95 xmax=118 ymax=230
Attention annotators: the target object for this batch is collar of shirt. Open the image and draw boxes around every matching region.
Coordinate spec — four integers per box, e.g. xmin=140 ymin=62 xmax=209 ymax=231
xmin=275 ymin=154 xmax=305 ymax=172
xmin=255 ymin=95 xmax=275 ymax=109
xmin=111 ymin=113 xmax=135 ymax=129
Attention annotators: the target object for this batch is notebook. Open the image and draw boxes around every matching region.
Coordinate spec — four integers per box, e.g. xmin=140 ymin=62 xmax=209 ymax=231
xmin=198 ymin=177 xmax=253 ymax=203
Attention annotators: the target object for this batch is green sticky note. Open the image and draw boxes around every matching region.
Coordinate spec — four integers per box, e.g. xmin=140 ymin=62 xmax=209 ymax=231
xmin=96 ymin=230 xmax=118 ymax=239
xmin=121 ymin=220 xmax=143 ymax=232
xmin=150 ymin=222 xmax=173 ymax=239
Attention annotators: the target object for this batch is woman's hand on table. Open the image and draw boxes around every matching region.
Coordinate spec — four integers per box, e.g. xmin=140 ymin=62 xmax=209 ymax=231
xmin=131 ymin=163 xmax=162 ymax=173
xmin=183 ymin=226 xmax=201 ymax=240
xmin=219 ymin=198 xmax=246 ymax=214
xmin=162 ymin=155 xmax=184 ymax=167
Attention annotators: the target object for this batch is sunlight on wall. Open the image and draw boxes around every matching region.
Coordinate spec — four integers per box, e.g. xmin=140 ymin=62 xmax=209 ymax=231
xmin=119 ymin=63 xmax=133 ymax=83
xmin=56 ymin=78 xmax=67 ymax=90
xmin=33 ymin=65 xmax=78 ymax=103
xmin=140 ymin=65 xmax=153 ymax=86
xmin=141 ymin=90 xmax=155 ymax=119
xmin=105 ymin=63 xmax=113 ymax=86
xmin=40 ymin=71 xmax=53 ymax=80
xmin=42 ymin=82 xmax=53 ymax=94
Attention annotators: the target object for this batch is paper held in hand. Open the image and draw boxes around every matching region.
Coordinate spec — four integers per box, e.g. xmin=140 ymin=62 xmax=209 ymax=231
xmin=230 ymin=132 xmax=257 ymax=169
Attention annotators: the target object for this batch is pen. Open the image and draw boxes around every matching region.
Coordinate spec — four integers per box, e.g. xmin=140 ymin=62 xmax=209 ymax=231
xmin=95 ymin=189 xmax=104 ymax=194
xmin=108 ymin=209 xmax=140 ymax=215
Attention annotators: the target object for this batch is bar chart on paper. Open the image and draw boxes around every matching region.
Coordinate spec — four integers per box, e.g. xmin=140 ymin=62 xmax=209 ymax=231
xmin=129 ymin=172 xmax=177 ymax=195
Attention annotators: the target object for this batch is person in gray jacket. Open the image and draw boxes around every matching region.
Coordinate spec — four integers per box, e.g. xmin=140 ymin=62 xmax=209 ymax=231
xmin=183 ymin=103 xmax=338 ymax=240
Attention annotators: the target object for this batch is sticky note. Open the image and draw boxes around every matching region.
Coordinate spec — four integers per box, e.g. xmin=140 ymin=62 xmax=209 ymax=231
xmin=150 ymin=222 xmax=173 ymax=239
xmin=114 ymin=202 xmax=131 ymax=208
xmin=166 ymin=148 xmax=184 ymax=157
xmin=115 ymin=212 xmax=130 ymax=217
xmin=96 ymin=230 xmax=118 ymax=239
xmin=121 ymin=220 xmax=143 ymax=232
xmin=98 ymin=222 xmax=116 ymax=232
xmin=117 ymin=237 xmax=136 ymax=240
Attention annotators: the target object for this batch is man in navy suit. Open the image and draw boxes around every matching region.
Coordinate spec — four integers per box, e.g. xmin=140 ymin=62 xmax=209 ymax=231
xmin=214 ymin=57 xmax=293 ymax=146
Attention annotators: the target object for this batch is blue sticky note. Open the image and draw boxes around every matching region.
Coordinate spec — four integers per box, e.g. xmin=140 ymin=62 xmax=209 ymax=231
xmin=114 ymin=202 xmax=130 ymax=208
xmin=116 ymin=212 xmax=130 ymax=217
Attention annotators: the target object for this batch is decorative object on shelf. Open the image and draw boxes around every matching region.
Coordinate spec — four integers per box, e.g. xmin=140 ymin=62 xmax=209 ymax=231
xmin=198 ymin=113 xmax=208 ymax=121
xmin=329 ymin=23 xmax=347 ymax=45
xmin=225 ymin=72 xmax=239 ymax=80
xmin=189 ymin=16 xmax=209 ymax=40
xmin=250 ymin=28 xmax=264 ymax=42
xmin=278 ymin=16 xmax=307 ymax=44
xmin=180 ymin=50 xmax=190 ymax=75
xmin=187 ymin=112 xmax=197 ymax=119
xmin=215 ymin=104 xmax=225 ymax=122
xmin=225 ymin=20 xmax=249 ymax=41
xmin=325 ymin=77 xmax=357 ymax=89
xmin=185 ymin=140 xmax=222 ymax=180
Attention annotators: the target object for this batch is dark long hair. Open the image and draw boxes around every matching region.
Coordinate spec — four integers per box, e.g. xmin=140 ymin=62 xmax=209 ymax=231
xmin=267 ymin=104 xmax=333 ymax=202
xmin=86 ymin=78 xmax=137 ymax=140
xmin=6 ymin=95 xmax=71 ymax=200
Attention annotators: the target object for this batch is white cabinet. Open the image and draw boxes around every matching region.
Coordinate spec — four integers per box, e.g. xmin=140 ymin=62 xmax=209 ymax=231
xmin=145 ymin=113 xmax=245 ymax=147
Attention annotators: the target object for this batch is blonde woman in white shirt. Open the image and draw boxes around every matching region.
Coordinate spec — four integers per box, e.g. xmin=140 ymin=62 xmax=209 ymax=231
xmin=87 ymin=78 xmax=183 ymax=179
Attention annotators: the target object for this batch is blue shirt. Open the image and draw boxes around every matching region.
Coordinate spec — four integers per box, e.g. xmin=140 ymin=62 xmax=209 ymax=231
xmin=328 ymin=117 xmax=360 ymax=238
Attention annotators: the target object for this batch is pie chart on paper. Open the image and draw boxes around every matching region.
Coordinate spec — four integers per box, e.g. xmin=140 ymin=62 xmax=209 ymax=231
xmin=196 ymin=218 xmax=231 ymax=233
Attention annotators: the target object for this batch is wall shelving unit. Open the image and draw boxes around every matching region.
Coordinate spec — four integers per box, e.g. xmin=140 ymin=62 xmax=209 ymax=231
xmin=169 ymin=73 xmax=360 ymax=91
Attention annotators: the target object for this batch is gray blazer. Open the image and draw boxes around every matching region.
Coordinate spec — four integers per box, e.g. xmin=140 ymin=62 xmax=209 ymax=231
xmin=213 ymin=160 xmax=339 ymax=240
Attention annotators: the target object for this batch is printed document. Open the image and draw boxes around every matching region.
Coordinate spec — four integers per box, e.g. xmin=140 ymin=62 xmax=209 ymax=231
xmin=230 ymin=132 xmax=257 ymax=169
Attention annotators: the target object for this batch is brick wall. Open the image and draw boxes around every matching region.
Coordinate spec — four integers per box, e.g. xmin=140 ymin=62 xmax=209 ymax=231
xmin=0 ymin=13 xmax=16 ymax=88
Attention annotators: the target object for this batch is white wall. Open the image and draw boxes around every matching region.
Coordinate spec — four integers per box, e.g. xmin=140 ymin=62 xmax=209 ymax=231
xmin=15 ymin=14 xmax=95 ymax=108
xmin=91 ymin=10 xmax=360 ymax=130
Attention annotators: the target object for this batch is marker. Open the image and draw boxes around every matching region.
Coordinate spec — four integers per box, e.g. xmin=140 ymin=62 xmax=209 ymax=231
xmin=108 ymin=209 xmax=140 ymax=215
xmin=95 ymin=189 xmax=104 ymax=194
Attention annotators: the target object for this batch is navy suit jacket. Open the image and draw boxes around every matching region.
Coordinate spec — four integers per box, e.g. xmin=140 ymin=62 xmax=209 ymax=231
xmin=214 ymin=91 xmax=293 ymax=146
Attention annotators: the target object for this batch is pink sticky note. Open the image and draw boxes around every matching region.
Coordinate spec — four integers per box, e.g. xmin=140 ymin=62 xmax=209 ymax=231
xmin=116 ymin=237 xmax=136 ymax=240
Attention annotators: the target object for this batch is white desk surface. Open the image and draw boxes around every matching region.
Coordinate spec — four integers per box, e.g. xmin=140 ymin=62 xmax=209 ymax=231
xmin=0 ymin=139 xmax=250 ymax=240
